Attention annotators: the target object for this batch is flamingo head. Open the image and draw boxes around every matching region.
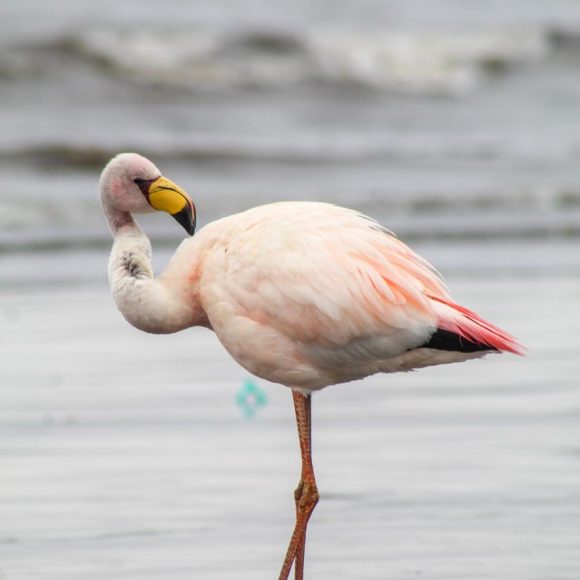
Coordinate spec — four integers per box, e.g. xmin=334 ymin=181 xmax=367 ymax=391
xmin=100 ymin=153 xmax=196 ymax=235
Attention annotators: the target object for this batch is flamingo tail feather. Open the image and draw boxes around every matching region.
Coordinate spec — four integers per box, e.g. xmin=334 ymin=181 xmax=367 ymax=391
xmin=427 ymin=296 xmax=524 ymax=355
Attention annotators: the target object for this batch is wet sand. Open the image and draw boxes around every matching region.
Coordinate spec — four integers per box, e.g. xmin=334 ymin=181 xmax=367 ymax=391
xmin=0 ymin=275 xmax=579 ymax=579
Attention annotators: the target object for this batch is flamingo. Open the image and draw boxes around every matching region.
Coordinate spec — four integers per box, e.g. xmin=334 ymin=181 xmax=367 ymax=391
xmin=100 ymin=152 xmax=522 ymax=580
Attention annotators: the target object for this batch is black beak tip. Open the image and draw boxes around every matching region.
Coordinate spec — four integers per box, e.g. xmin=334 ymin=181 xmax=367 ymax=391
xmin=172 ymin=207 xmax=196 ymax=237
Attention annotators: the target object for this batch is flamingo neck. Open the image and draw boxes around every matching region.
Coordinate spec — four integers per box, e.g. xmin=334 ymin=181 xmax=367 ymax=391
xmin=104 ymin=206 xmax=137 ymax=235
xmin=107 ymin=211 xmax=198 ymax=334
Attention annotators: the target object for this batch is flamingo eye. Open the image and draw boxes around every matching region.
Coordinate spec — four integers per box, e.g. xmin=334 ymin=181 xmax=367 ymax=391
xmin=133 ymin=176 xmax=160 ymax=195
xmin=133 ymin=177 xmax=155 ymax=196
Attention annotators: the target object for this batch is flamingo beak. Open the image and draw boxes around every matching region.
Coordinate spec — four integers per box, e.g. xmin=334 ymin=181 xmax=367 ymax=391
xmin=146 ymin=176 xmax=196 ymax=236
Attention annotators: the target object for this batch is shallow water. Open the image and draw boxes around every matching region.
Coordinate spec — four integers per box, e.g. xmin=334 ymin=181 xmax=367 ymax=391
xmin=0 ymin=274 xmax=579 ymax=579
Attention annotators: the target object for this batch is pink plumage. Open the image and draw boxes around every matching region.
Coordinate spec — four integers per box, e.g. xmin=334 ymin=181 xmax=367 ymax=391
xmin=174 ymin=201 xmax=523 ymax=390
xmin=431 ymin=295 xmax=524 ymax=355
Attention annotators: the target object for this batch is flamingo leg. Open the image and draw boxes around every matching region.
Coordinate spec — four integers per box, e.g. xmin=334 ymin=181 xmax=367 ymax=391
xmin=294 ymin=533 xmax=307 ymax=580
xmin=293 ymin=392 xmax=311 ymax=580
xmin=278 ymin=391 xmax=319 ymax=580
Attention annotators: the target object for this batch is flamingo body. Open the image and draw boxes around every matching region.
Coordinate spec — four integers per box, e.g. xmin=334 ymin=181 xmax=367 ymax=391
xmin=151 ymin=200 xmax=520 ymax=390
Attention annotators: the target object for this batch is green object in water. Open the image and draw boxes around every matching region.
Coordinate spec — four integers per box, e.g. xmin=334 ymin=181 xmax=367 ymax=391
xmin=236 ymin=379 xmax=267 ymax=418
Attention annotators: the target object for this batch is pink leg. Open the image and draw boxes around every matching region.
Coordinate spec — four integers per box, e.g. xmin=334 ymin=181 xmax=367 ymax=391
xmin=294 ymin=533 xmax=307 ymax=580
xmin=293 ymin=391 xmax=312 ymax=580
xmin=278 ymin=391 xmax=319 ymax=580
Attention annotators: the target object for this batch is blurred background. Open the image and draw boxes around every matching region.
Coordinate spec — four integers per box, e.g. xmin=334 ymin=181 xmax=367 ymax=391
xmin=1 ymin=1 xmax=579 ymax=579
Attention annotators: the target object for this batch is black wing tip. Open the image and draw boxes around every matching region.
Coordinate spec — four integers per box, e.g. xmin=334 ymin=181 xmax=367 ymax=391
xmin=422 ymin=328 xmax=498 ymax=354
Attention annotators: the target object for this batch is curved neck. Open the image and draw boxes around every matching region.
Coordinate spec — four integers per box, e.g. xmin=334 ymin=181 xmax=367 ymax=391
xmin=105 ymin=206 xmax=138 ymax=236
xmin=106 ymin=210 xmax=200 ymax=334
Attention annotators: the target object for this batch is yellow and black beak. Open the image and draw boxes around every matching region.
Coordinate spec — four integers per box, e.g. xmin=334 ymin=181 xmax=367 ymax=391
xmin=140 ymin=176 xmax=196 ymax=236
